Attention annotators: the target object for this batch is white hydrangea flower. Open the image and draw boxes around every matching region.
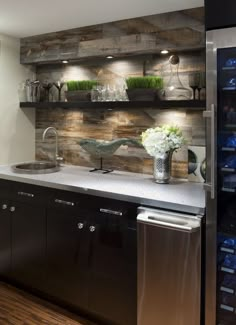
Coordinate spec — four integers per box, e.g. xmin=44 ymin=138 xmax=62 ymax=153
xmin=141 ymin=125 xmax=185 ymax=158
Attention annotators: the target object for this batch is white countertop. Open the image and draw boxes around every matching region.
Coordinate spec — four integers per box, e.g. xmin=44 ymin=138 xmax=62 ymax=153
xmin=0 ymin=164 xmax=206 ymax=215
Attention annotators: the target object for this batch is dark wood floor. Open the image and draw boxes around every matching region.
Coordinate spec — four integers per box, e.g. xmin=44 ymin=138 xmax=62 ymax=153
xmin=0 ymin=282 xmax=96 ymax=325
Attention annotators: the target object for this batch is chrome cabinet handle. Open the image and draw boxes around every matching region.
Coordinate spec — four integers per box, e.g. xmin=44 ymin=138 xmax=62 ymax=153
xmin=2 ymin=204 xmax=7 ymax=210
xmin=77 ymin=222 xmax=84 ymax=230
xmin=100 ymin=208 xmax=123 ymax=216
xmin=18 ymin=191 xmax=34 ymax=198
xmin=9 ymin=206 xmax=15 ymax=212
xmin=203 ymin=104 xmax=216 ymax=199
xmin=55 ymin=199 xmax=75 ymax=206
xmin=89 ymin=226 xmax=96 ymax=232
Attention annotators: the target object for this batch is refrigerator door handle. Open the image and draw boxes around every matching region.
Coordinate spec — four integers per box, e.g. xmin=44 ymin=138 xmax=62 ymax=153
xmin=137 ymin=212 xmax=201 ymax=233
xmin=203 ymin=103 xmax=216 ymax=199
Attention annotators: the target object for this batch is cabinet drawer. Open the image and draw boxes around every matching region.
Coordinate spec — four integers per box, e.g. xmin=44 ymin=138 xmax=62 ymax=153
xmin=93 ymin=196 xmax=138 ymax=220
xmin=10 ymin=182 xmax=49 ymax=206
xmin=0 ymin=179 xmax=12 ymax=199
xmin=48 ymin=189 xmax=92 ymax=213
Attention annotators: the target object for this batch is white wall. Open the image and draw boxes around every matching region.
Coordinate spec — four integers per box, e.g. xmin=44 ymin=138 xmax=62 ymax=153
xmin=0 ymin=34 xmax=35 ymax=164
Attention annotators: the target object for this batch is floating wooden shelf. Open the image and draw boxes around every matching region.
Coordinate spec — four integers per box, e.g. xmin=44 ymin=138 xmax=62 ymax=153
xmin=20 ymin=100 xmax=206 ymax=110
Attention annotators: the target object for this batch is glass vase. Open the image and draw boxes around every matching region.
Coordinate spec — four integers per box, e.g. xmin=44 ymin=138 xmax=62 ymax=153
xmin=153 ymin=151 xmax=173 ymax=184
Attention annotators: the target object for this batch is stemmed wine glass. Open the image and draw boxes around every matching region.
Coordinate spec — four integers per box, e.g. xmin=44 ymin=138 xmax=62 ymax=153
xmin=53 ymin=81 xmax=65 ymax=102
xmin=188 ymin=72 xmax=200 ymax=100
xmin=42 ymin=80 xmax=53 ymax=102
xmin=197 ymin=72 xmax=206 ymax=100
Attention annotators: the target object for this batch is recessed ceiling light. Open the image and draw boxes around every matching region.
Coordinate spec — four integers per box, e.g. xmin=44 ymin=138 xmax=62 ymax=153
xmin=106 ymin=55 xmax=114 ymax=59
xmin=161 ymin=50 xmax=169 ymax=54
xmin=62 ymin=60 xmax=69 ymax=64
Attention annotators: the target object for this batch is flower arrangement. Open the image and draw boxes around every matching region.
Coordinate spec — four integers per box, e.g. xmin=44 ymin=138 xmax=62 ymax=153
xmin=141 ymin=125 xmax=185 ymax=158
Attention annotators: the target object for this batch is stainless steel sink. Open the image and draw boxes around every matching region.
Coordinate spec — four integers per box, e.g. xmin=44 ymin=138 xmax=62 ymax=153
xmin=11 ymin=161 xmax=60 ymax=174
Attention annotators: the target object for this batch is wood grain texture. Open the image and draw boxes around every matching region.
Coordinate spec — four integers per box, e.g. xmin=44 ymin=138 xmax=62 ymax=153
xmin=35 ymin=106 xmax=205 ymax=178
xmin=35 ymin=50 xmax=205 ymax=178
xmin=0 ymin=282 xmax=96 ymax=325
xmin=20 ymin=7 xmax=204 ymax=64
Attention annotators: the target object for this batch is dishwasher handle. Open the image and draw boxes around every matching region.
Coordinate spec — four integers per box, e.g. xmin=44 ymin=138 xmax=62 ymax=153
xmin=137 ymin=212 xmax=201 ymax=233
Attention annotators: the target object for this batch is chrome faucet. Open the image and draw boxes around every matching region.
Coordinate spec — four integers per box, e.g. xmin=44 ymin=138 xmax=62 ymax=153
xmin=42 ymin=127 xmax=63 ymax=165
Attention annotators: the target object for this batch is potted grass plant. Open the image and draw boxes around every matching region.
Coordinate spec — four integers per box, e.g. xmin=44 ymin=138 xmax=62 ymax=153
xmin=126 ymin=76 xmax=163 ymax=101
xmin=65 ymin=80 xmax=98 ymax=101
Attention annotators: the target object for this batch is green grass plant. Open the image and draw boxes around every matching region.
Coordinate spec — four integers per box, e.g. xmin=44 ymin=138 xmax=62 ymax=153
xmin=66 ymin=80 xmax=98 ymax=91
xmin=126 ymin=76 xmax=163 ymax=89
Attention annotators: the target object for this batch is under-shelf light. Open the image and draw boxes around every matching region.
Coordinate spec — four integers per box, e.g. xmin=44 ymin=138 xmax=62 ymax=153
xmin=62 ymin=60 xmax=69 ymax=64
xmin=161 ymin=50 xmax=169 ymax=54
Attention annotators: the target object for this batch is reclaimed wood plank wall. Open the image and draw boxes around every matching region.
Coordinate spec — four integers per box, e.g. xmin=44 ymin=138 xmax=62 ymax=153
xmin=20 ymin=6 xmax=205 ymax=178
xmin=36 ymin=107 xmax=205 ymax=178
xmin=35 ymin=51 xmax=205 ymax=178
xmin=20 ymin=7 xmax=204 ymax=64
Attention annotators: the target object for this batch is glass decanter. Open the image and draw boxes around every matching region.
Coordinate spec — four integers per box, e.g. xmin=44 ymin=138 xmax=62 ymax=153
xmin=164 ymin=55 xmax=191 ymax=100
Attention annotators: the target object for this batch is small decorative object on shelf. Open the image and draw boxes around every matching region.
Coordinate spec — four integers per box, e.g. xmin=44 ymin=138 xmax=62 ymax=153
xmin=164 ymin=55 xmax=191 ymax=100
xmin=21 ymin=79 xmax=41 ymax=102
xmin=188 ymin=146 xmax=206 ymax=183
xmin=188 ymin=71 xmax=206 ymax=100
xmin=189 ymin=72 xmax=200 ymax=100
xmin=141 ymin=125 xmax=185 ymax=183
xmin=91 ymin=84 xmax=128 ymax=102
xmin=126 ymin=76 xmax=163 ymax=101
xmin=53 ymin=81 xmax=65 ymax=101
xmin=65 ymin=80 xmax=98 ymax=101
xmin=42 ymin=80 xmax=53 ymax=102
xmin=78 ymin=138 xmax=140 ymax=173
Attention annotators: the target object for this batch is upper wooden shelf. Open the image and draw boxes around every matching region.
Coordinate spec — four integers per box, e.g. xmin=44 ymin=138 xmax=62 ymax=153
xmin=20 ymin=100 xmax=206 ymax=110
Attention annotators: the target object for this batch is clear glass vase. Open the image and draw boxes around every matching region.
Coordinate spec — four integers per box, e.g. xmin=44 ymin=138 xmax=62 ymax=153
xmin=153 ymin=151 xmax=173 ymax=184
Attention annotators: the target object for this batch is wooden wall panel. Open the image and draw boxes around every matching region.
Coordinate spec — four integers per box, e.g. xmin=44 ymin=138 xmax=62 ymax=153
xmin=35 ymin=50 xmax=205 ymax=178
xmin=20 ymin=7 xmax=204 ymax=64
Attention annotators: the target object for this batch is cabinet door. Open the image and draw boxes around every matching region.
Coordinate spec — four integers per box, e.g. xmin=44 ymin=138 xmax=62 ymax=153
xmin=0 ymin=199 xmax=11 ymax=277
xmin=0 ymin=180 xmax=12 ymax=278
xmin=88 ymin=202 xmax=137 ymax=325
xmin=45 ymin=205 xmax=90 ymax=310
xmin=11 ymin=200 xmax=46 ymax=290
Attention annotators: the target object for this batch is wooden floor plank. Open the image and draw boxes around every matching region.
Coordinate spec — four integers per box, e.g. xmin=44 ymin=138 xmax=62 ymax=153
xmin=0 ymin=282 xmax=97 ymax=325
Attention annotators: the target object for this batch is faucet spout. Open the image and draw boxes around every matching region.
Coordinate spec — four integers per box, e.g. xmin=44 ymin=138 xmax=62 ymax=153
xmin=42 ymin=127 xmax=62 ymax=164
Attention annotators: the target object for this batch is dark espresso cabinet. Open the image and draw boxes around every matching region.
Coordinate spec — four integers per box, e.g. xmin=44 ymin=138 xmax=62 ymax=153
xmin=88 ymin=199 xmax=137 ymax=325
xmin=11 ymin=201 xmax=46 ymax=290
xmin=0 ymin=181 xmax=11 ymax=277
xmin=45 ymin=190 xmax=90 ymax=311
xmin=205 ymin=0 xmax=236 ymax=30
xmin=45 ymin=191 xmax=137 ymax=325
xmin=0 ymin=179 xmax=138 ymax=325
xmin=2 ymin=182 xmax=47 ymax=291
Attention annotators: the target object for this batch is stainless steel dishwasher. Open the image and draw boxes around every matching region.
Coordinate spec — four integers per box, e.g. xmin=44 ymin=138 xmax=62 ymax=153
xmin=137 ymin=206 xmax=202 ymax=325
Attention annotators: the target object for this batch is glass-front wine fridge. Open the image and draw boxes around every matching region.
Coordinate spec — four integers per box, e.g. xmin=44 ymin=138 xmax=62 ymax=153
xmin=206 ymin=28 xmax=236 ymax=325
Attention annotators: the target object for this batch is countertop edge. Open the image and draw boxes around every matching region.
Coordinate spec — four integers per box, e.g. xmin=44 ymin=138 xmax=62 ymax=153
xmin=0 ymin=172 xmax=206 ymax=216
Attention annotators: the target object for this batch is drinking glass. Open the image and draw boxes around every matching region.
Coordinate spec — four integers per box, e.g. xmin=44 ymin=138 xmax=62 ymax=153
xmin=197 ymin=72 xmax=206 ymax=100
xmin=42 ymin=80 xmax=53 ymax=102
xmin=91 ymin=85 xmax=99 ymax=102
xmin=53 ymin=81 xmax=65 ymax=101
xmin=188 ymin=72 xmax=200 ymax=100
